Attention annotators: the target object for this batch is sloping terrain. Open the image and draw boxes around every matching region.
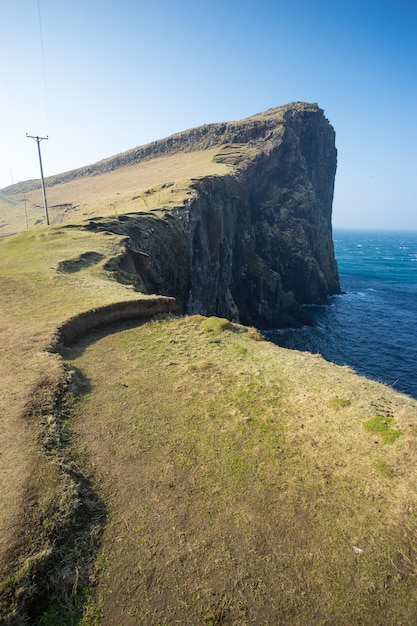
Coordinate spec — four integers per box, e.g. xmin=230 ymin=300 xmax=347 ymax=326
xmin=0 ymin=103 xmax=416 ymax=625
xmin=65 ymin=316 xmax=417 ymax=625
xmin=0 ymin=226 xmax=176 ymax=624
xmin=0 ymin=149 xmax=232 ymax=234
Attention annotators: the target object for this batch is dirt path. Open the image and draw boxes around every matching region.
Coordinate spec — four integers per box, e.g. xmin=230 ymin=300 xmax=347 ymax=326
xmin=0 ymin=329 xmax=51 ymax=571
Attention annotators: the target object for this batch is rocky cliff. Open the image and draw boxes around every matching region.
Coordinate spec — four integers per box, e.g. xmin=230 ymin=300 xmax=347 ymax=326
xmin=85 ymin=102 xmax=340 ymax=328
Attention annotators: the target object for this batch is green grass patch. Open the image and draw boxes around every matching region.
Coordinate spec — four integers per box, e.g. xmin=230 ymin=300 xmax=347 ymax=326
xmin=363 ymin=416 xmax=402 ymax=444
xmin=228 ymin=344 xmax=248 ymax=357
xmin=328 ymin=396 xmax=351 ymax=409
xmin=200 ymin=316 xmax=234 ymax=335
xmin=374 ymin=460 xmax=395 ymax=479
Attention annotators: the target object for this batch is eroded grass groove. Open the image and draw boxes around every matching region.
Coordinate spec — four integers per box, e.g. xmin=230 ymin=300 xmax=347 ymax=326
xmin=0 ymin=357 xmax=106 ymax=625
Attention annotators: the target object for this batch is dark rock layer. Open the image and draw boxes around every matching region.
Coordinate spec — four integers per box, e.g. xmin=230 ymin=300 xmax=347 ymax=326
xmin=87 ymin=102 xmax=340 ymax=329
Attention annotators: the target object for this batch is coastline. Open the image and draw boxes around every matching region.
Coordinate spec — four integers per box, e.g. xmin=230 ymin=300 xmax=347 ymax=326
xmin=269 ymin=228 xmax=417 ymax=399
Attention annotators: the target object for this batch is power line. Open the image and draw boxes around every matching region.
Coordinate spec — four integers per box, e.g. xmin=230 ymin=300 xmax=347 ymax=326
xmin=0 ymin=69 xmax=25 ymax=127
xmin=26 ymin=134 xmax=49 ymax=226
xmin=37 ymin=0 xmax=49 ymax=127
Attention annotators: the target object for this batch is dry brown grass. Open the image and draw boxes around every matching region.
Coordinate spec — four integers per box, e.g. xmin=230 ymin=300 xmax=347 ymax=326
xmin=0 ymin=149 xmax=232 ymax=233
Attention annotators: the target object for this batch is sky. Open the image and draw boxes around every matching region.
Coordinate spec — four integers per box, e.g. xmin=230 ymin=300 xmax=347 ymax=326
xmin=1 ymin=0 xmax=416 ymax=230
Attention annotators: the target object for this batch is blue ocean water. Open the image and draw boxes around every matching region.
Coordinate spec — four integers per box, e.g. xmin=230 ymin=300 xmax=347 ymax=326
xmin=267 ymin=229 xmax=417 ymax=399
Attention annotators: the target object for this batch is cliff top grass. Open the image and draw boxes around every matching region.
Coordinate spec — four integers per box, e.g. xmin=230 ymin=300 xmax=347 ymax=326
xmin=64 ymin=316 xmax=417 ymax=625
xmin=0 ymin=148 xmax=235 ymax=234
xmin=0 ymin=98 xmax=289 ymax=235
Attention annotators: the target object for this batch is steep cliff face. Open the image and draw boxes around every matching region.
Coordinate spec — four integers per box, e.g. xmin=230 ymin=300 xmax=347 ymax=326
xmin=88 ymin=102 xmax=340 ymax=328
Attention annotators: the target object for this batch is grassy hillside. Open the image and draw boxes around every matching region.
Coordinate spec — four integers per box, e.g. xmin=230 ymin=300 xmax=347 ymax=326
xmin=0 ymin=148 xmax=232 ymax=234
xmin=0 ymin=225 xmax=138 ymax=614
xmin=65 ymin=316 xmax=417 ymax=625
xmin=0 ymin=144 xmax=237 ymax=623
xmin=0 ymin=121 xmax=417 ymax=624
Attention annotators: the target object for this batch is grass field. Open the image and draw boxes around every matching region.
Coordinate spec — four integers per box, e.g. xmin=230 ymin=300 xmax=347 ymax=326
xmin=64 ymin=316 xmax=417 ymax=625
xmin=1 ymin=135 xmax=417 ymax=625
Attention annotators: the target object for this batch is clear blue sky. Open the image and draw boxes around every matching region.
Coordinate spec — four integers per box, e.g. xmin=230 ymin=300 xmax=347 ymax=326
xmin=1 ymin=0 xmax=416 ymax=230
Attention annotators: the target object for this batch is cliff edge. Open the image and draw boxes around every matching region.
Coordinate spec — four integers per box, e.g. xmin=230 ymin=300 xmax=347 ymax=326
xmin=4 ymin=102 xmax=340 ymax=328
xmin=84 ymin=102 xmax=339 ymax=328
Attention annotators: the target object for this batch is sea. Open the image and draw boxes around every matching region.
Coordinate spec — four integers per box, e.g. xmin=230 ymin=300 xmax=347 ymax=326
xmin=266 ymin=229 xmax=417 ymax=399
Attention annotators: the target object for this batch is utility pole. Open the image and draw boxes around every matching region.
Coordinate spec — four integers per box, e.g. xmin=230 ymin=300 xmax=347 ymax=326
xmin=22 ymin=193 xmax=28 ymax=230
xmin=26 ymin=134 xmax=49 ymax=226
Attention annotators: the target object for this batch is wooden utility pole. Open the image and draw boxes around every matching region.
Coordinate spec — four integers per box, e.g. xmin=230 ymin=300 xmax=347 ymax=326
xmin=22 ymin=193 xmax=28 ymax=230
xmin=26 ymin=133 xmax=49 ymax=226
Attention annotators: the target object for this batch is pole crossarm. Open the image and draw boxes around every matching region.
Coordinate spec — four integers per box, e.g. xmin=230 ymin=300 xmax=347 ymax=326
xmin=26 ymin=134 xmax=48 ymax=141
xmin=26 ymin=133 xmax=50 ymax=226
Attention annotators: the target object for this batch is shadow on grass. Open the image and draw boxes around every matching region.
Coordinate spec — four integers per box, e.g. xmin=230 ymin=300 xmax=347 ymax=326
xmin=60 ymin=317 xmax=152 ymax=360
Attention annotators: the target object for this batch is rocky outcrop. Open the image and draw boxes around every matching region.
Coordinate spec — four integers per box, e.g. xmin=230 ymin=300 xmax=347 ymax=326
xmin=86 ymin=102 xmax=340 ymax=328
